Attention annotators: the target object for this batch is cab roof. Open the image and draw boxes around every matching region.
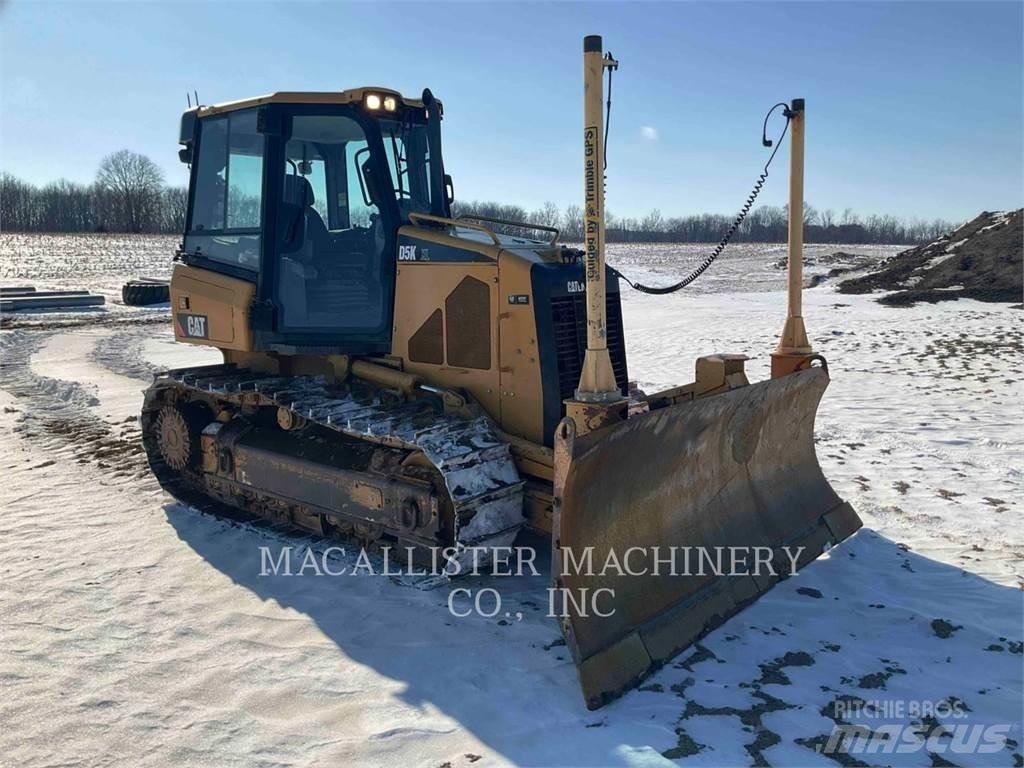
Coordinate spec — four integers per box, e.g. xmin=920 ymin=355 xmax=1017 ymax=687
xmin=194 ymin=88 xmax=435 ymax=118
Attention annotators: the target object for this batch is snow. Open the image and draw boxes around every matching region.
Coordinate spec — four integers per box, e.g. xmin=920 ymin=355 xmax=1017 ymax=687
xmin=617 ymin=285 xmax=1022 ymax=585
xmin=979 ymin=211 xmax=1011 ymax=234
xmin=1 ymin=236 xmax=1021 ymax=767
xmin=921 ymin=238 xmax=969 ymax=271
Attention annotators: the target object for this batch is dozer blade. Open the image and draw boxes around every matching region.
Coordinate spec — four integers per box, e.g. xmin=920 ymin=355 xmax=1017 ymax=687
xmin=552 ymin=366 xmax=861 ymax=709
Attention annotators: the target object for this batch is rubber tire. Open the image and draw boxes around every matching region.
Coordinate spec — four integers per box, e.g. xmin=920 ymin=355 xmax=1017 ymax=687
xmin=122 ymin=282 xmax=170 ymax=306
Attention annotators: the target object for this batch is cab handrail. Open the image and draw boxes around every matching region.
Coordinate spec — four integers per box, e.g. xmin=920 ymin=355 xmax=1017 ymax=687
xmin=457 ymin=214 xmax=560 ymax=246
xmin=407 ymin=211 xmax=501 ymax=246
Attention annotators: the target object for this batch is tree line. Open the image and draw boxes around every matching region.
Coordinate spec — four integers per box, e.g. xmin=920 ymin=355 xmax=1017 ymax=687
xmin=453 ymin=200 xmax=955 ymax=245
xmin=1 ymin=151 xmax=186 ymax=234
xmin=2 ymin=149 xmax=953 ymax=245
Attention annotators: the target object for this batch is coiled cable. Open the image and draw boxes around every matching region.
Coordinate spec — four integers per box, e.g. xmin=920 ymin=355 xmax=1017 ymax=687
xmin=611 ymin=102 xmax=793 ymax=294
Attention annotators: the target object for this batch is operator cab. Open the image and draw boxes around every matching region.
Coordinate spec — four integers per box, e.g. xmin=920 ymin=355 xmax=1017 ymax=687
xmin=178 ymin=88 xmax=451 ymax=354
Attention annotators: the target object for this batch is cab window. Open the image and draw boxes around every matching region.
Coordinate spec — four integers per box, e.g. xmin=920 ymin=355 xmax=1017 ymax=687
xmin=185 ymin=109 xmax=264 ymax=271
xmin=380 ymin=118 xmax=434 ymax=221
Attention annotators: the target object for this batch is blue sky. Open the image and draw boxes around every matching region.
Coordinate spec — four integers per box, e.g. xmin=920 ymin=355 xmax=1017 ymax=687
xmin=2 ymin=1 xmax=1021 ymax=222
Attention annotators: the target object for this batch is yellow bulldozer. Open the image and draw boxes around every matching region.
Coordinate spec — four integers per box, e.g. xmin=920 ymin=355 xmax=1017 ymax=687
xmin=142 ymin=35 xmax=860 ymax=709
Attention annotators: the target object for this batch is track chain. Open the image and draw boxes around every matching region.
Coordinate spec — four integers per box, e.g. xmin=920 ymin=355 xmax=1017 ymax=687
xmin=141 ymin=364 xmax=525 ymax=568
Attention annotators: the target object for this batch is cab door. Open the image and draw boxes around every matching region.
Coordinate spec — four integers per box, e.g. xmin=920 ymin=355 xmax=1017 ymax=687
xmin=256 ymin=105 xmax=399 ymax=355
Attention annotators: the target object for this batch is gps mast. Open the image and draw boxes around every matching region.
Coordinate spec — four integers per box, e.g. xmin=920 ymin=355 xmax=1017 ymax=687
xmin=567 ymin=34 xmax=627 ymax=434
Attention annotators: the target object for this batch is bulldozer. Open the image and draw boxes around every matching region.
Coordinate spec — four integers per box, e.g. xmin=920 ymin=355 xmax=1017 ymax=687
xmin=142 ymin=35 xmax=861 ymax=709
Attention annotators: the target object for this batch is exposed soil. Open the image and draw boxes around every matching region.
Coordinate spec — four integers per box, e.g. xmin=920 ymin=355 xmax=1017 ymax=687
xmin=931 ymin=619 xmax=964 ymax=639
xmin=838 ymin=210 xmax=1023 ymax=305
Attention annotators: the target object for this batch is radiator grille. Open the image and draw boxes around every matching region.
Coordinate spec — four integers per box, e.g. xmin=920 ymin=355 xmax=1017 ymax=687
xmin=550 ymin=293 xmax=628 ymax=402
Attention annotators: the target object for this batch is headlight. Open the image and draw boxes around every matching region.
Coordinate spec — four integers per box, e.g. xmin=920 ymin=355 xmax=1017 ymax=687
xmin=383 ymin=96 xmax=397 ymax=112
xmin=364 ymin=93 xmax=382 ymax=110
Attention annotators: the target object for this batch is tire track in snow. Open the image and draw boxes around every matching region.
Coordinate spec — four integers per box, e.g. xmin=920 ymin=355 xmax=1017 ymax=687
xmin=90 ymin=326 xmax=165 ymax=382
xmin=0 ymin=329 xmax=147 ymax=478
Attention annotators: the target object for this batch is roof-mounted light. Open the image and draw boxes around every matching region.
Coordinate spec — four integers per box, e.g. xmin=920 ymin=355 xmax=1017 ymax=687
xmin=364 ymin=92 xmax=399 ymax=112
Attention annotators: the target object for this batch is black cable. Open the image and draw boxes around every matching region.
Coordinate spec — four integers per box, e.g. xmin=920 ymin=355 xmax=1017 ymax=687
xmin=603 ymin=56 xmax=614 ymax=170
xmin=611 ymin=102 xmax=792 ymax=295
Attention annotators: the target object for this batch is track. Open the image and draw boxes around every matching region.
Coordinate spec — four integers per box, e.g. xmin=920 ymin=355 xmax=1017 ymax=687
xmin=141 ymin=364 xmax=525 ymax=572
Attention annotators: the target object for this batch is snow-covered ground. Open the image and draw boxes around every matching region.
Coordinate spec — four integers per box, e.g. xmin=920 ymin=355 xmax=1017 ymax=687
xmin=0 ymin=236 xmax=1020 ymax=767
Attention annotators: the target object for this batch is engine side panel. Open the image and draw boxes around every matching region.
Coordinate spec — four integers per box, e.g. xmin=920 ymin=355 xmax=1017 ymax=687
xmin=170 ymin=263 xmax=255 ymax=351
xmin=392 ymin=226 xmax=504 ymax=425
xmin=496 ymin=251 xmax=545 ymax=444
xmin=391 ymin=227 xmax=629 ymax=449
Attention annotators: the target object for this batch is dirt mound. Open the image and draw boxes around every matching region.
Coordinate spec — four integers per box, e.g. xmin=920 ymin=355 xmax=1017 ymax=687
xmin=838 ymin=210 xmax=1023 ymax=305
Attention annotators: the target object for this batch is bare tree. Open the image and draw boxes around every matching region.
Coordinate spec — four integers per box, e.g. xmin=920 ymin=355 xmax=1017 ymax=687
xmin=784 ymin=202 xmax=819 ymax=226
xmin=803 ymin=202 xmax=819 ymax=226
xmin=1 ymin=173 xmax=35 ymax=231
xmin=561 ymin=204 xmax=583 ymax=240
xmin=161 ymin=186 xmax=189 ymax=232
xmin=95 ymin=150 xmax=166 ymax=233
xmin=529 ymin=201 xmax=561 ymax=229
xmin=640 ymin=209 xmax=664 ymax=234
xmin=451 ymin=199 xmax=530 ymax=236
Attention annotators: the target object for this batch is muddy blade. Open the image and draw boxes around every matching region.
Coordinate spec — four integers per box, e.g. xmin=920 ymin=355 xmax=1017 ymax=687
xmin=552 ymin=367 xmax=861 ymax=709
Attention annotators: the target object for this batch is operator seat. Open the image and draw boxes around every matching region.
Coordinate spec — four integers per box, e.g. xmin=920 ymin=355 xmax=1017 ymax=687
xmin=278 ymin=174 xmax=325 ymax=326
xmin=283 ymin=175 xmax=329 ymax=262
xmin=279 ymin=174 xmax=381 ymax=329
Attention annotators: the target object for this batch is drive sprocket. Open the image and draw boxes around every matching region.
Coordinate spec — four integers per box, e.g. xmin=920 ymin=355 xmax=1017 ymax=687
xmin=154 ymin=404 xmax=199 ymax=471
